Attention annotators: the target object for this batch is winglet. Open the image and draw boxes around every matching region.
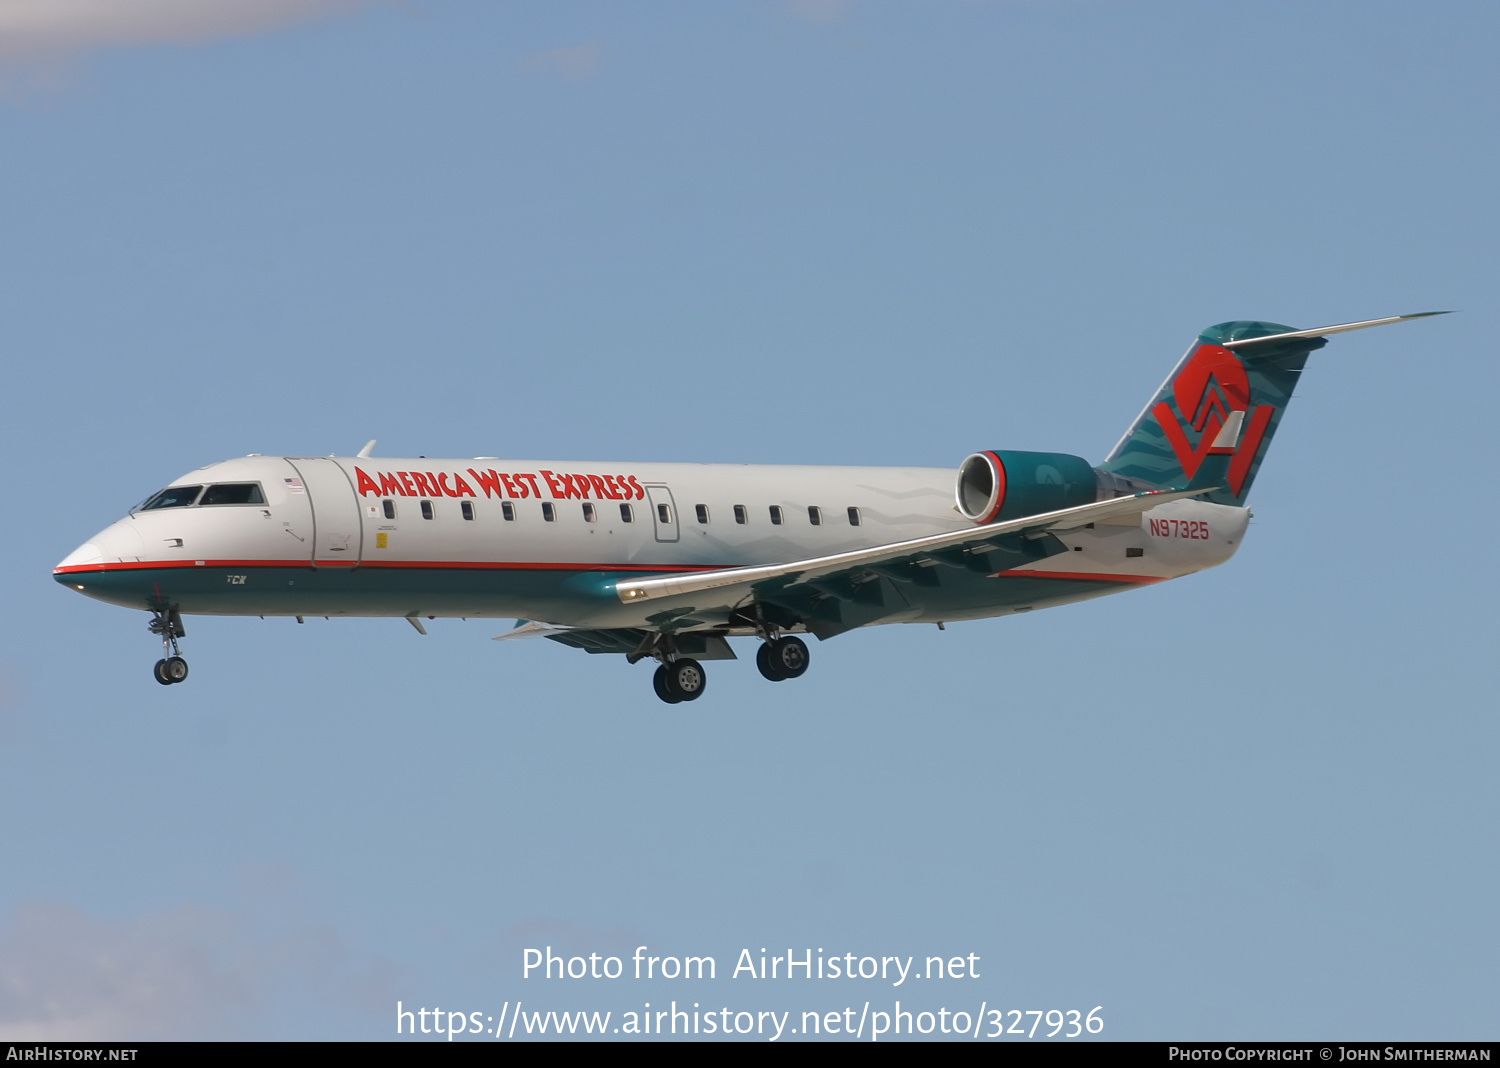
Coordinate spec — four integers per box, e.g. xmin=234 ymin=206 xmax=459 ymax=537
xmin=1221 ymin=311 xmax=1451 ymax=348
xmin=357 ymin=439 xmax=377 ymax=458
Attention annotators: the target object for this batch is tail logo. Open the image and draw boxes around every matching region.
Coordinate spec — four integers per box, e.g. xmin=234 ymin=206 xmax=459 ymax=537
xmin=1152 ymin=344 xmax=1274 ymax=496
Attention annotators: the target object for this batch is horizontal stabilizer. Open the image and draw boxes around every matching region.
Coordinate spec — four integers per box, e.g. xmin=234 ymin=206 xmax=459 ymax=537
xmin=1221 ymin=311 xmax=1450 ymax=349
xmin=615 ymin=486 xmax=1207 ymax=607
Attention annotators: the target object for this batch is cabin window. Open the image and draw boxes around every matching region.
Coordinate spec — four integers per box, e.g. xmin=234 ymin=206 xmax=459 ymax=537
xmin=383 ymin=499 xmax=397 ymax=520
xmin=461 ymin=501 xmax=475 ymax=521
xmin=657 ymin=503 xmax=672 ymax=525
xmin=847 ymin=506 xmax=861 ymax=526
xmin=583 ymin=503 xmax=597 ymax=523
xmin=200 ymin=483 xmax=265 ymax=506
xmin=420 ymin=500 xmax=435 ymax=520
xmin=1126 ymin=547 xmax=1144 ymax=558
xmin=769 ymin=505 xmax=783 ymax=525
xmin=695 ymin=504 xmax=710 ymax=524
xmin=808 ymin=506 xmax=822 ymax=526
xmin=140 ymin=486 xmax=202 ymax=510
xmin=734 ymin=505 xmax=747 ymax=525
xmin=501 ymin=501 xmax=515 ymax=521
xmin=619 ymin=503 xmax=633 ymax=523
xmin=542 ymin=502 xmax=556 ymax=522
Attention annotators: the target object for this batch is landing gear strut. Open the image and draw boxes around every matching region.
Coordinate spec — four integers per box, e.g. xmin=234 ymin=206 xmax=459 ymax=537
xmin=149 ymin=608 xmax=188 ymax=685
xmin=757 ymin=635 xmax=809 ymax=682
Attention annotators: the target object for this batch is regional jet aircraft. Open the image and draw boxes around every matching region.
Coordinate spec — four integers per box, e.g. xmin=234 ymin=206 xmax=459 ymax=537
xmin=55 ymin=314 xmax=1442 ymax=702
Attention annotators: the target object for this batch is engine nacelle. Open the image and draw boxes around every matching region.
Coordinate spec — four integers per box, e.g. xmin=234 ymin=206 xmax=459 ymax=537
xmin=955 ymin=450 xmax=1098 ymax=524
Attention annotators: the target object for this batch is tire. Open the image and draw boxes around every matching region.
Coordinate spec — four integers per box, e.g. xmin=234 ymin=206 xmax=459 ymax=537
xmin=652 ymin=664 xmax=682 ymax=704
xmin=153 ymin=659 xmax=173 ymax=686
xmin=664 ymin=658 xmax=706 ymax=702
xmin=766 ymin=636 xmax=809 ymax=680
xmin=164 ymin=656 xmax=189 ymax=684
xmin=756 ymin=642 xmax=786 ymax=682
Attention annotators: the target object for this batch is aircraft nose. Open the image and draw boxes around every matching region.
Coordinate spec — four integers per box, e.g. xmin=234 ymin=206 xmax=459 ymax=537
xmin=54 ymin=519 xmax=145 ymax=575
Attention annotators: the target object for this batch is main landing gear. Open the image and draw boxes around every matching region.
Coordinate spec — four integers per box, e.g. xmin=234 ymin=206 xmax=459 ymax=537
xmin=149 ymin=608 xmax=189 ymax=686
xmin=646 ymin=634 xmax=813 ymax=703
xmin=756 ymin=635 xmax=809 ymax=682
xmin=652 ymin=658 xmax=706 ymax=704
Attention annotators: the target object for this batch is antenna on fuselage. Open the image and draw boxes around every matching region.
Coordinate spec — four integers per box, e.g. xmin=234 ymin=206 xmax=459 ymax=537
xmin=357 ymin=440 xmax=377 ymax=458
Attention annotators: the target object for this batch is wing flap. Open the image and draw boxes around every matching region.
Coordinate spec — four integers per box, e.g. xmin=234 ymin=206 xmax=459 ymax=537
xmin=615 ymin=487 xmax=1204 ymax=607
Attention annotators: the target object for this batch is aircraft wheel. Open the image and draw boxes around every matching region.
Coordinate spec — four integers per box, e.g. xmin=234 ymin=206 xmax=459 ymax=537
xmin=153 ymin=659 xmax=174 ymax=686
xmin=663 ymin=658 xmax=707 ymax=702
xmin=652 ymin=665 xmax=683 ymax=704
xmin=163 ymin=656 xmax=189 ymax=684
xmin=756 ymin=643 xmax=786 ymax=682
xmin=765 ymin=636 xmax=809 ymax=680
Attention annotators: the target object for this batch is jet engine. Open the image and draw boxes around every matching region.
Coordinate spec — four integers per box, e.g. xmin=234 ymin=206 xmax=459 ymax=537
xmin=955 ymin=450 xmax=1099 ymax=524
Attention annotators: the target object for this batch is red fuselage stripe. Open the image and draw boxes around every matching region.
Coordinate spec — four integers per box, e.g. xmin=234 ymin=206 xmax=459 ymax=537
xmin=55 ymin=559 xmax=724 ymax=575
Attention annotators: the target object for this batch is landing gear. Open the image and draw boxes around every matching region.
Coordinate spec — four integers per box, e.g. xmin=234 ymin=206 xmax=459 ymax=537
xmin=757 ymin=635 xmax=809 ymax=681
xmin=652 ymin=658 xmax=706 ymax=703
xmin=148 ymin=608 xmax=188 ymax=685
xmin=154 ymin=657 xmax=189 ymax=685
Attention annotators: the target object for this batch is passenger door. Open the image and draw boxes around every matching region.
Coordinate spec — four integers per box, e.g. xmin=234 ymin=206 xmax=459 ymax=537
xmin=644 ymin=484 xmax=679 ymax=543
xmin=284 ymin=458 xmax=363 ymax=568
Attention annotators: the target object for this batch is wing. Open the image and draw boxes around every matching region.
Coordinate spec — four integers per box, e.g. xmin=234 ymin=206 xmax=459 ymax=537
xmin=614 ymin=486 xmax=1204 ymax=616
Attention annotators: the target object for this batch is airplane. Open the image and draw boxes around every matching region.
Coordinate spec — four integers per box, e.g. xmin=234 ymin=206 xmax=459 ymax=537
xmin=55 ymin=313 xmax=1443 ymax=703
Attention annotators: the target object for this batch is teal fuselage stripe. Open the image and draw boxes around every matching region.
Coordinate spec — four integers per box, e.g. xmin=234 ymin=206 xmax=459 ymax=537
xmin=56 ymin=564 xmax=1144 ymax=624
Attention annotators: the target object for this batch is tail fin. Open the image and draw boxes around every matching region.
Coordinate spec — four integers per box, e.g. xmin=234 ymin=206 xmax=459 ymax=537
xmin=1099 ymin=313 xmax=1447 ymax=506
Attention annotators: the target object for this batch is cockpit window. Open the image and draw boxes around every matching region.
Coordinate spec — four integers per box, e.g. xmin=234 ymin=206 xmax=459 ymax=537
xmin=200 ymin=483 xmax=265 ymax=505
xmin=140 ymin=486 xmax=203 ymax=510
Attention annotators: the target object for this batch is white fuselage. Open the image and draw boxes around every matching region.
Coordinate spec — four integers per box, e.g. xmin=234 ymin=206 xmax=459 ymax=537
xmin=56 ymin=454 xmax=1249 ymax=630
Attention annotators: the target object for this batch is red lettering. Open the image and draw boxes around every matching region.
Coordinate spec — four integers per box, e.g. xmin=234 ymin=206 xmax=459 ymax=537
xmin=354 ymin=467 xmax=382 ymax=496
xmin=398 ymin=472 xmax=417 ymax=496
xmin=540 ymin=470 xmax=566 ymax=498
xmin=451 ymin=473 xmax=476 ymax=497
xmin=570 ymin=475 xmax=589 ymax=500
xmin=468 ymin=469 xmax=502 ymax=498
xmin=519 ymin=473 xmax=543 ymax=499
xmin=427 ymin=472 xmax=444 ymax=497
xmin=410 ymin=472 xmax=433 ymax=496
xmin=588 ymin=475 xmax=613 ymax=500
xmin=627 ymin=475 xmax=644 ymax=501
xmin=499 ymin=472 xmax=520 ymax=498
xmin=436 ymin=472 xmax=456 ymax=497
xmin=602 ymin=475 xmax=622 ymax=499
xmin=379 ymin=472 xmax=404 ymax=497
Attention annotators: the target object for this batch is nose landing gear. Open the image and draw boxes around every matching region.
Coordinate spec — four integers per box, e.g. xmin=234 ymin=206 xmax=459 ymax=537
xmin=149 ymin=609 xmax=188 ymax=686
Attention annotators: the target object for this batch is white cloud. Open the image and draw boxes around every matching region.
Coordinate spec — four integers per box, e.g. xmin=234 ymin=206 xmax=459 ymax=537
xmin=0 ymin=0 xmax=372 ymax=64
xmin=0 ymin=903 xmax=252 ymax=1040
xmin=0 ymin=899 xmax=396 ymax=1040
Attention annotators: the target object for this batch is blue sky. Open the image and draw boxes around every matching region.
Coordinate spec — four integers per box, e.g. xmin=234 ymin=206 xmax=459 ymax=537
xmin=1 ymin=0 xmax=1495 ymax=1041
